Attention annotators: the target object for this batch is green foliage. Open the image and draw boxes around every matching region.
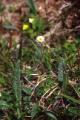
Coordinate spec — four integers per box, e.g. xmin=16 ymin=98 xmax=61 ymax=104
xmin=27 ymin=0 xmax=37 ymax=15
xmin=58 ymin=58 xmax=68 ymax=91
xmin=61 ymin=93 xmax=80 ymax=104
xmin=31 ymin=104 xmax=41 ymax=119
xmin=0 ymin=1 xmax=80 ymax=119
xmin=23 ymin=16 xmax=45 ymax=39
xmin=13 ymin=60 xmax=21 ymax=102
xmin=0 ymin=74 xmax=7 ymax=85
xmin=45 ymin=111 xmax=57 ymax=120
xmin=44 ymin=76 xmax=55 ymax=91
xmin=63 ymin=42 xmax=77 ymax=65
xmin=0 ymin=37 xmax=79 ymax=119
xmin=0 ymin=100 xmax=9 ymax=109
xmin=58 ymin=58 xmax=65 ymax=82
xmin=35 ymin=76 xmax=55 ymax=97
xmin=31 ymin=16 xmax=45 ymax=33
xmin=42 ymin=49 xmax=52 ymax=71
xmin=12 ymin=60 xmax=22 ymax=119
xmin=22 ymin=87 xmax=32 ymax=95
xmin=68 ymin=107 xmax=80 ymax=116
xmin=23 ymin=96 xmax=31 ymax=115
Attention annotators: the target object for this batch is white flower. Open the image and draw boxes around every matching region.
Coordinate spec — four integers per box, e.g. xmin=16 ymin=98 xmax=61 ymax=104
xmin=0 ymin=92 xmax=1 ymax=97
xmin=36 ymin=35 xmax=45 ymax=43
xmin=16 ymin=44 xmax=20 ymax=49
xmin=29 ymin=18 xmax=34 ymax=23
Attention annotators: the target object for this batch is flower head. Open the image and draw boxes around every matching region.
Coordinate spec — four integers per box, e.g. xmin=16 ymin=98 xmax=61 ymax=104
xmin=29 ymin=18 xmax=34 ymax=23
xmin=36 ymin=35 xmax=45 ymax=43
xmin=22 ymin=23 xmax=29 ymax=30
xmin=0 ymin=92 xmax=1 ymax=97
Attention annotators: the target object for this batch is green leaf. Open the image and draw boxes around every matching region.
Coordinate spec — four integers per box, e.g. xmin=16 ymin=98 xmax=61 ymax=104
xmin=45 ymin=111 xmax=57 ymax=120
xmin=68 ymin=107 xmax=80 ymax=116
xmin=0 ymin=100 xmax=9 ymax=109
xmin=3 ymin=24 xmax=18 ymax=31
xmin=31 ymin=104 xmax=41 ymax=118
xmin=61 ymin=93 xmax=80 ymax=104
xmin=43 ymin=50 xmax=52 ymax=71
xmin=13 ymin=60 xmax=21 ymax=103
xmin=0 ymin=74 xmax=7 ymax=85
xmin=22 ymin=87 xmax=32 ymax=95
xmin=58 ymin=58 xmax=68 ymax=91
xmin=27 ymin=0 xmax=37 ymax=14
xmin=32 ymin=16 xmax=45 ymax=33
xmin=12 ymin=60 xmax=22 ymax=118
xmin=58 ymin=58 xmax=64 ymax=82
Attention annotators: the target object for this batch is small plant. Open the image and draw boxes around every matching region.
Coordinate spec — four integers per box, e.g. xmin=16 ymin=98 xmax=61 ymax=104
xmin=22 ymin=15 xmax=45 ymax=39
xmin=0 ymin=0 xmax=80 ymax=120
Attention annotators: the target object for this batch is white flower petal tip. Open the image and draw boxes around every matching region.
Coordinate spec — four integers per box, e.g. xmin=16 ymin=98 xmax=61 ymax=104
xmin=29 ymin=18 xmax=34 ymax=23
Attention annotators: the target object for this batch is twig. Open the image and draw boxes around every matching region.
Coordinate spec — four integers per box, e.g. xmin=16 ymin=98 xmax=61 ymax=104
xmin=46 ymin=86 xmax=59 ymax=99
xmin=39 ymin=84 xmax=58 ymax=108
xmin=24 ymin=76 xmax=34 ymax=86
xmin=44 ymin=22 xmax=80 ymax=40
xmin=41 ymin=84 xmax=58 ymax=98
xmin=31 ymin=78 xmax=46 ymax=96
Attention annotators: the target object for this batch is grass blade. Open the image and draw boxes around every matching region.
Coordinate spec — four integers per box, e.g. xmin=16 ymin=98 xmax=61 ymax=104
xmin=12 ymin=60 xmax=22 ymax=118
xmin=26 ymin=0 xmax=37 ymax=14
xmin=61 ymin=93 xmax=80 ymax=104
